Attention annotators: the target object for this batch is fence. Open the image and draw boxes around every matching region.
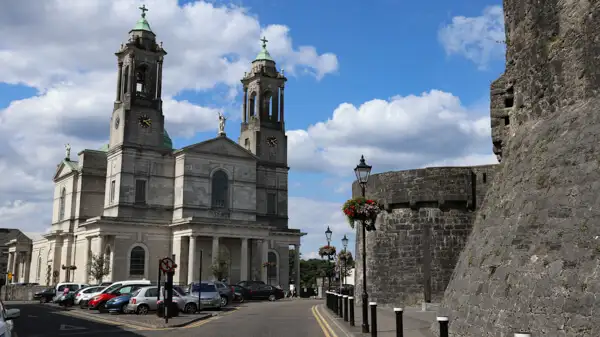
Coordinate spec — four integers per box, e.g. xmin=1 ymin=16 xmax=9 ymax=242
xmin=325 ymin=291 xmax=533 ymax=337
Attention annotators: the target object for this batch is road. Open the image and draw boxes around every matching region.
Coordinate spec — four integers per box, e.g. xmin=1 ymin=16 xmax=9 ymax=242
xmin=9 ymin=299 xmax=341 ymax=337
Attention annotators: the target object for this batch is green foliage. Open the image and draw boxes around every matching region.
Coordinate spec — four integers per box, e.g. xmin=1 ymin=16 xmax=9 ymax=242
xmin=88 ymin=253 xmax=110 ymax=283
xmin=211 ymin=259 xmax=229 ymax=280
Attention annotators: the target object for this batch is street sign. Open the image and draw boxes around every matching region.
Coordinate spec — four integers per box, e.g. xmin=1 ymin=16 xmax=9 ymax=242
xmin=7 ymin=273 xmax=12 ymax=281
xmin=159 ymin=257 xmax=176 ymax=273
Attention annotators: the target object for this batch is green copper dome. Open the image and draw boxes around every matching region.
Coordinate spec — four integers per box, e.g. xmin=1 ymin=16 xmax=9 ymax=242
xmin=163 ymin=129 xmax=173 ymax=149
xmin=254 ymin=36 xmax=274 ymax=62
xmin=132 ymin=5 xmax=152 ymax=32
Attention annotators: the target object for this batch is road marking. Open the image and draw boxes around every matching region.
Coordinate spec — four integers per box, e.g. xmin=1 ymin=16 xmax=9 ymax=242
xmin=60 ymin=324 xmax=87 ymax=331
xmin=312 ymin=305 xmax=335 ymax=337
xmin=317 ymin=304 xmax=352 ymax=337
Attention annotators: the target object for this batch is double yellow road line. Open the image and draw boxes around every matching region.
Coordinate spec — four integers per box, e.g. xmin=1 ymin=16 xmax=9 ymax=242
xmin=312 ymin=305 xmax=338 ymax=337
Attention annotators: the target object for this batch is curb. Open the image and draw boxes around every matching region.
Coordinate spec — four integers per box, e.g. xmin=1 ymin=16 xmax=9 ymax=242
xmin=61 ymin=309 xmax=213 ymax=329
xmin=317 ymin=303 xmax=359 ymax=337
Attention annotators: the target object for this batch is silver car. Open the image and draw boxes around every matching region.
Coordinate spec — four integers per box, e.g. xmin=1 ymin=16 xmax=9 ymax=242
xmin=188 ymin=281 xmax=233 ymax=307
xmin=127 ymin=286 xmax=159 ymax=315
xmin=164 ymin=283 xmax=221 ymax=313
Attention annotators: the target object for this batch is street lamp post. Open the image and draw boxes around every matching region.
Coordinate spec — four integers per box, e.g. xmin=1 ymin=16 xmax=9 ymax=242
xmin=354 ymin=155 xmax=372 ymax=333
xmin=338 ymin=234 xmax=348 ymax=294
xmin=325 ymin=226 xmax=333 ymax=290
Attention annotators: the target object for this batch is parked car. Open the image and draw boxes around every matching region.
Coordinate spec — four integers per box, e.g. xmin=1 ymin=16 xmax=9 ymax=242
xmin=250 ymin=285 xmax=285 ymax=301
xmin=188 ymin=281 xmax=233 ymax=306
xmin=33 ymin=287 xmax=56 ymax=303
xmin=55 ymin=283 xmax=88 ymax=293
xmin=236 ymin=280 xmax=265 ymax=290
xmin=0 ymin=300 xmax=20 ymax=337
xmin=232 ymin=285 xmax=251 ymax=303
xmin=106 ymin=294 xmax=133 ymax=314
xmin=88 ymin=283 xmax=148 ymax=312
xmin=127 ymin=286 xmax=159 ymax=315
xmin=173 ymin=283 xmax=221 ymax=312
xmin=75 ymin=286 xmax=106 ymax=307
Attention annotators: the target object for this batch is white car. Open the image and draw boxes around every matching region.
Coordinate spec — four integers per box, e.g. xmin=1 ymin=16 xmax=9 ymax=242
xmin=75 ymin=286 xmax=106 ymax=307
xmin=0 ymin=300 xmax=20 ymax=337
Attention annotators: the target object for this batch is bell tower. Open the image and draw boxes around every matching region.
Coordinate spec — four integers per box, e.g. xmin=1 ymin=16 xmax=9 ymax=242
xmin=239 ymin=38 xmax=289 ymax=229
xmin=239 ymin=37 xmax=288 ymax=166
xmin=109 ymin=5 xmax=168 ymax=151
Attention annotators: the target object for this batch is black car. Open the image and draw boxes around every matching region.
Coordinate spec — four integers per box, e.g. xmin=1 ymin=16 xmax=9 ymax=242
xmin=236 ymin=280 xmax=265 ymax=290
xmin=248 ymin=285 xmax=284 ymax=301
xmin=232 ymin=285 xmax=251 ymax=303
xmin=34 ymin=287 xmax=56 ymax=303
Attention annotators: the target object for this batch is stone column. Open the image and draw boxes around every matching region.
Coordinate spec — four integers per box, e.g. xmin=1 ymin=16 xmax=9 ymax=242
xmin=279 ymin=86 xmax=284 ymax=128
xmin=295 ymin=244 xmax=301 ymax=293
xmin=261 ymin=240 xmax=269 ymax=283
xmin=242 ymin=87 xmax=248 ymax=123
xmin=172 ymin=236 xmax=183 ymax=284
xmin=22 ymin=252 xmax=30 ymax=283
xmin=188 ymin=235 xmax=197 ymax=284
xmin=212 ymin=236 xmax=220 ymax=265
xmin=10 ymin=252 xmax=16 ymax=283
xmin=156 ymin=60 xmax=163 ymax=100
xmin=83 ymin=237 xmax=91 ymax=283
xmin=116 ymin=62 xmax=123 ymax=101
xmin=240 ymin=238 xmax=249 ymax=281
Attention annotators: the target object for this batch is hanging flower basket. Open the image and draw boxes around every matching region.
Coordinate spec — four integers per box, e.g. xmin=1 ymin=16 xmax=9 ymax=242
xmin=319 ymin=245 xmax=336 ymax=257
xmin=338 ymin=250 xmax=353 ymax=262
xmin=262 ymin=262 xmax=276 ymax=268
xmin=342 ymin=197 xmax=382 ymax=231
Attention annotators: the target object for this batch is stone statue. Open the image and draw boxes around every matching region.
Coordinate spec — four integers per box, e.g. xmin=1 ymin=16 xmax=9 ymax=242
xmin=218 ymin=112 xmax=227 ymax=135
xmin=65 ymin=143 xmax=71 ymax=160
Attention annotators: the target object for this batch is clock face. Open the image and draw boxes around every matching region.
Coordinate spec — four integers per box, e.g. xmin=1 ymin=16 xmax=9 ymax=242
xmin=114 ymin=116 xmax=120 ymax=129
xmin=138 ymin=115 xmax=152 ymax=128
xmin=267 ymin=137 xmax=278 ymax=147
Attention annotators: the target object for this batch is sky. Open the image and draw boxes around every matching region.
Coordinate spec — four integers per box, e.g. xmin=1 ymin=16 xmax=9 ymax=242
xmin=0 ymin=0 xmax=506 ymax=260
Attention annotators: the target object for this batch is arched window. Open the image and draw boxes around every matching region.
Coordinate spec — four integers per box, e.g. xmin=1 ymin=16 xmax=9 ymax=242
xmin=129 ymin=246 xmax=145 ymax=276
xmin=249 ymin=92 xmax=256 ymax=118
xmin=135 ymin=65 xmax=147 ymax=95
xmin=267 ymin=251 xmax=277 ymax=285
xmin=58 ymin=188 xmax=66 ymax=220
xmin=211 ymin=170 xmax=229 ymax=209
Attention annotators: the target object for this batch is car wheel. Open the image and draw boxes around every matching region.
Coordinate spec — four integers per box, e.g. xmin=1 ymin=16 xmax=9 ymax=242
xmin=268 ymin=294 xmax=276 ymax=301
xmin=97 ymin=302 xmax=107 ymax=313
xmin=80 ymin=301 xmax=87 ymax=309
xmin=120 ymin=303 xmax=128 ymax=314
xmin=220 ymin=296 xmax=228 ymax=307
xmin=239 ymin=296 xmax=245 ymax=303
xmin=136 ymin=304 xmax=149 ymax=315
xmin=184 ymin=303 xmax=197 ymax=314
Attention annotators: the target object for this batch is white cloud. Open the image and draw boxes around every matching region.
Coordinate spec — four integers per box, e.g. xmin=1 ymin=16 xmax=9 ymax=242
xmin=0 ymin=0 xmax=338 ymax=234
xmin=438 ymin=5 xmax=505 ymax=69
xmin=289 ymin=197 xmax=356 ymax=258
xmin=287 ymin=90 xmax=496 ymax=175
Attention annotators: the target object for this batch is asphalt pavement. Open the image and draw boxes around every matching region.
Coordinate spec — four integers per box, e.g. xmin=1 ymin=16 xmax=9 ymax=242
xmin=9 ymin=299 xmax=336 ymax=337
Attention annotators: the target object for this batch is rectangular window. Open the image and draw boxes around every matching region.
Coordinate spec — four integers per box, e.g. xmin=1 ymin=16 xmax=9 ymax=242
xmin=244 ymin=138 xmax=250 ymax=149
xmin=109 ymin=180 xmax=116 ymax=203
xmin=135 ymin=179 xmax=147 ymax=204
xmin=267 ymin=193 xmax=276 ymax=214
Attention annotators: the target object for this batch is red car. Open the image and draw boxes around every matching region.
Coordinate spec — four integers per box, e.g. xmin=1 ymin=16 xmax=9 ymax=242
xmin=88 ymin=283 xmax=147 ymax=312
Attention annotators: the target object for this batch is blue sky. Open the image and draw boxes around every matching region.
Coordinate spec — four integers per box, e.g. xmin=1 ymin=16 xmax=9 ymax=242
xmin=0 ymin=0 xmax=505 ymax=259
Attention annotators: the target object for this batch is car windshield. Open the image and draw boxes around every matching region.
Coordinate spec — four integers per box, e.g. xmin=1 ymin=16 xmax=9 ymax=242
xmin=190 ymin=283 xmax=217 ymax=292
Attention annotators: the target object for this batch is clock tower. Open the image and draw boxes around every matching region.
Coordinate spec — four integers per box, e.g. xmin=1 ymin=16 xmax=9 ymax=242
xmin=109 ymin=5 xmax=167 ymax=151
xmin=239 ymin=38 xmax=289 ymax=228
xmin=103 ymin=6 xmax=173 ymax=220
xmin=239 ymin=37 xmax=288 ymax=166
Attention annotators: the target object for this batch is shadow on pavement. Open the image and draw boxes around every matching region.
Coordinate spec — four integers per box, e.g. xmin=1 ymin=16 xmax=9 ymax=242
xmin=9 ymin=303 xmax=148 ymax=337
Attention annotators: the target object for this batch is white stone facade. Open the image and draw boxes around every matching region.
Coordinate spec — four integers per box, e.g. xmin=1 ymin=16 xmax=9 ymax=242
xmin=28 ymin=9 xmax=303 ymax=289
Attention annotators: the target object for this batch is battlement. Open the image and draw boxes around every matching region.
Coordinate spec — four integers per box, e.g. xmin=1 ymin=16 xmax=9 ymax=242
xmin=352 ymin=165 xmax=497 ymax=211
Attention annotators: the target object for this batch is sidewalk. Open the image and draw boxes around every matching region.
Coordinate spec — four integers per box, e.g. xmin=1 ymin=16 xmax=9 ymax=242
xmin=319 ymin=302 xmax=436 ymax=337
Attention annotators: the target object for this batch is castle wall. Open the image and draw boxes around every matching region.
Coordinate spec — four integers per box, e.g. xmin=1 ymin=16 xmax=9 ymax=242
xmin=352 ymin=165 xmax=497 ymax=307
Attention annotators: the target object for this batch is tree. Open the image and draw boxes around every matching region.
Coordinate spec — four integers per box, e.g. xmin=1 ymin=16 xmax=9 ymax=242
xmin=88 ymin=253 xmax=110 ymax=283
xmin=211 ymin=259 xmax=229 ymax=280
xmin=337 ymin=251 xmax=355 ymax=278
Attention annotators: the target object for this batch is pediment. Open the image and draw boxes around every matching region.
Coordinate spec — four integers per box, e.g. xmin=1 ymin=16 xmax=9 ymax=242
xmin=53 ymin=160 xmax=79 ymax=181
xmin=177 ymin=136 xmax=258 ymax=161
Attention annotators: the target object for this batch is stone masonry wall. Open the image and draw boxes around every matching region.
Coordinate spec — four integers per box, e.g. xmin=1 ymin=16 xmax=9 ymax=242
xmin=438 ymin=1 xmax=600 ymax=336
xmin=352 ymin=165 xmax=497 ymax=308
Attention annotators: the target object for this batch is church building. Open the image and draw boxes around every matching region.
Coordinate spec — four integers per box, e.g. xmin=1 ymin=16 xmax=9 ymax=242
xmin=29 ymin=7 xmax=304 ymax=289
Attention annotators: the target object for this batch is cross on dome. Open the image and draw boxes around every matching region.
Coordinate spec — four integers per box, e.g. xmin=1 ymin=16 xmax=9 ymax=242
xmin=260 ymin=36 xmax=268 ymax=49
xmin=139 ymin=4 xmax=148 ymax=18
